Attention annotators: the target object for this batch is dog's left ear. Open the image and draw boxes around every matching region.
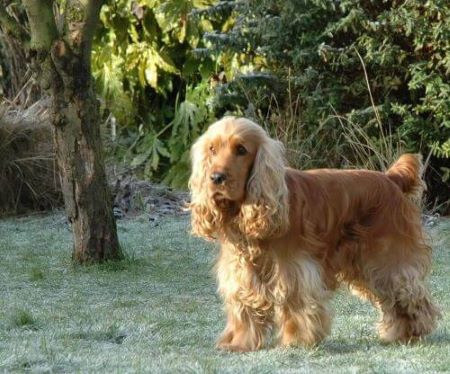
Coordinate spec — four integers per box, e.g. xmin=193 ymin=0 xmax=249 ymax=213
xmin=238 ymin=136 xmax=289 ymax=239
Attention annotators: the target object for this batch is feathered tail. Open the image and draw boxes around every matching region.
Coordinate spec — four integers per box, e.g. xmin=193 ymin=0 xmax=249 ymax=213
xmin=386 ymin=154 xmax=426 ymax=205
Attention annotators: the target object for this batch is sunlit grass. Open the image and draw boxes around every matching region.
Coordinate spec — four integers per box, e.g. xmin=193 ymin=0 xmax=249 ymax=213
xmin=0 ymin=212 xmax=448 ymax=373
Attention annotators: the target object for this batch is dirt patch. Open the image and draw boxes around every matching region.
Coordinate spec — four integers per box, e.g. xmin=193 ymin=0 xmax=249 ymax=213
xmin=111 ymin=173 xmax=190 ymax=223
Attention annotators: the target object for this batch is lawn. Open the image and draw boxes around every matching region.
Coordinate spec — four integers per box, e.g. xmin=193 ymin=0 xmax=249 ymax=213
xmin=0 ymin=212 xmax=449 ymax=373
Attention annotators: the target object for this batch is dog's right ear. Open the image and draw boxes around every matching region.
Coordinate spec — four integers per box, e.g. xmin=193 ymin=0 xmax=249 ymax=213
xmin=238 ymin=136 xmax=289 ymax=239
xmin=188 ymin=132 xmax=221 ymax=240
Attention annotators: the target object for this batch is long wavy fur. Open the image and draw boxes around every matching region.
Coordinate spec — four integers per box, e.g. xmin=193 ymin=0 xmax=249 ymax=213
xmin=189 ymin=117 xmax=440 ymax=352
xmin=189 ymin=117 xmax=289 ymax=241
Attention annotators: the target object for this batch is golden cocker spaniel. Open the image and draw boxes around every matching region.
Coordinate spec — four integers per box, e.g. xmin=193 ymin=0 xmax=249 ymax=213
xmin=189 ymin=116 xmax=440 ymax=352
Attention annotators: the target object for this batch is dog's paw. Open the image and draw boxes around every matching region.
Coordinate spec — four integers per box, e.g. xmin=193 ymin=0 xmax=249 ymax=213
xmin=216 ymin=329 xmax=234 ymax=348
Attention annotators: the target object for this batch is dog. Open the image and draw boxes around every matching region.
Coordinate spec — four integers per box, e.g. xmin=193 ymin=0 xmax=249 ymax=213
xmin=188 ymin=116 xmax=440 ymax=352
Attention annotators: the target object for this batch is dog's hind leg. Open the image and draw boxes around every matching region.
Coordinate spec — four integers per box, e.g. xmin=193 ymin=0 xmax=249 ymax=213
xmin=374 ymin=266 xmax=440 ymax=343
xmin=354 ymin=232 xmax=440 ymax=343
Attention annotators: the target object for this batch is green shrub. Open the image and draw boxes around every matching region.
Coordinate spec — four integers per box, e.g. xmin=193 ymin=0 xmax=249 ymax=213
xmin=208 ymin=0 xmax=449 ymax=161
xmin=92 ymin=0 xmax=223 ymax=180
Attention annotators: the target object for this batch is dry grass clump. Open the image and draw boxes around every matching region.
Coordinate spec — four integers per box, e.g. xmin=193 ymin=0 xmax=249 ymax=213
xmin=0 ymin=100 xmax=62 ymax=215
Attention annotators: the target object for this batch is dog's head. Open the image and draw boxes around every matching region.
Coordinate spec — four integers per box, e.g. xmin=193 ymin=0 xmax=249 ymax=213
xmin=189 ymin=117 xmax=289 ymax=240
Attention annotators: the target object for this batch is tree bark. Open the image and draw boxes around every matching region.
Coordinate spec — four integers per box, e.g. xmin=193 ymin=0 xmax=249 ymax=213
xmin=22 ymin=0 xmax=122 ymax=263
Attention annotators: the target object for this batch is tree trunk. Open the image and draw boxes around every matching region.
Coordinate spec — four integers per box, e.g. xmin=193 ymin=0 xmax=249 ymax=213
xmin=22 ymin=0 xmax=122 ymax=263
xmin=51 ymin=42 xmax=121 ymax=263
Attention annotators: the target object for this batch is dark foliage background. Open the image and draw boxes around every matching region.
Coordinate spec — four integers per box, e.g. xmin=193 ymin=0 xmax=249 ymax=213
xmin=0 ymin=0 xmax=449 ymax=212
xmin=210 ymin=0 xmax=450 ymax=211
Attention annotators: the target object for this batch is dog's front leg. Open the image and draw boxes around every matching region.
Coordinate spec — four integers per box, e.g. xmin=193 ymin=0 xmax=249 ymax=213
xmin=217 ymin=298 xmax=272 ymax=352
xmin=215 ymin=246 xmax=273 ymax=352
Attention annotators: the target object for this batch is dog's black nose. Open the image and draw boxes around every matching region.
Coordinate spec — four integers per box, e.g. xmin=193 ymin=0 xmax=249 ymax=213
xmin=210 ymin=172 xmax=227 ymax=185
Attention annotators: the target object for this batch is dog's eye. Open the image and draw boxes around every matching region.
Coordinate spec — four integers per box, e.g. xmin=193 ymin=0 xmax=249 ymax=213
xmin=209 ymin=145 xmax=216 ymax=155
xmin=236 ymin=144 xmax=247 ymax=156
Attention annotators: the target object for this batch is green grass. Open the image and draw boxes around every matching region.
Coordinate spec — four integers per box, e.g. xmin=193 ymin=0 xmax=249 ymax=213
xmin=0 ymin=213 xmax=448 ymax=373
xmin=10 ymin=309 xmax=39 ymax=330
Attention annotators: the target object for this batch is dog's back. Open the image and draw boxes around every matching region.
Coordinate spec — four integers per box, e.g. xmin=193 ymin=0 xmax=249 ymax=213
xmin=287 ymin=154 xmax=425 ymax=237
xmin=286 ymin=164 xmax=420 ymax=240
xmin=284 ymin=157 xmax=428 ymax=277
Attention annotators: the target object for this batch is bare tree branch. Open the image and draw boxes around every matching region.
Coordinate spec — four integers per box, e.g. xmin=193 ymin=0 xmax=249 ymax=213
xmin=80 ymin=0 xmax=104 ymax=68
xmin=22 ymin=0 xmax=58 ymax=52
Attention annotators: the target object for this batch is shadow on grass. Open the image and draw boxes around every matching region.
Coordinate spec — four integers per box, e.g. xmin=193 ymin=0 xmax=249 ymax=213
xmin=426 ymin=328 xmax=450 ymax=346
xmin=12 ymin=359 xmax=73 ymax=373
xmin=322 ymin=329 xmax=450 ymax=354
xmin=70 ymin=249 xmax=149 ymax=273
xmin=321 ymin=338 xmax=373 ymax=354
xmin=70 ymin=324 xmax=128 ymax=344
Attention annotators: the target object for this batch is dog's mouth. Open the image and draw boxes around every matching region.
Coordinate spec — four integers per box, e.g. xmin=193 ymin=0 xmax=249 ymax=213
xmin=211 ymin=192 xmax=240 ymax=216
xmin=210 ymin=188 xmax=233 ymax=204
xmin=209 ymin=179 xmax=244 ymax=210
xmin=209 ymin=182 xmax=230 ymax=198
xmin=211 ymin=190 xmax=230 ymax=202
